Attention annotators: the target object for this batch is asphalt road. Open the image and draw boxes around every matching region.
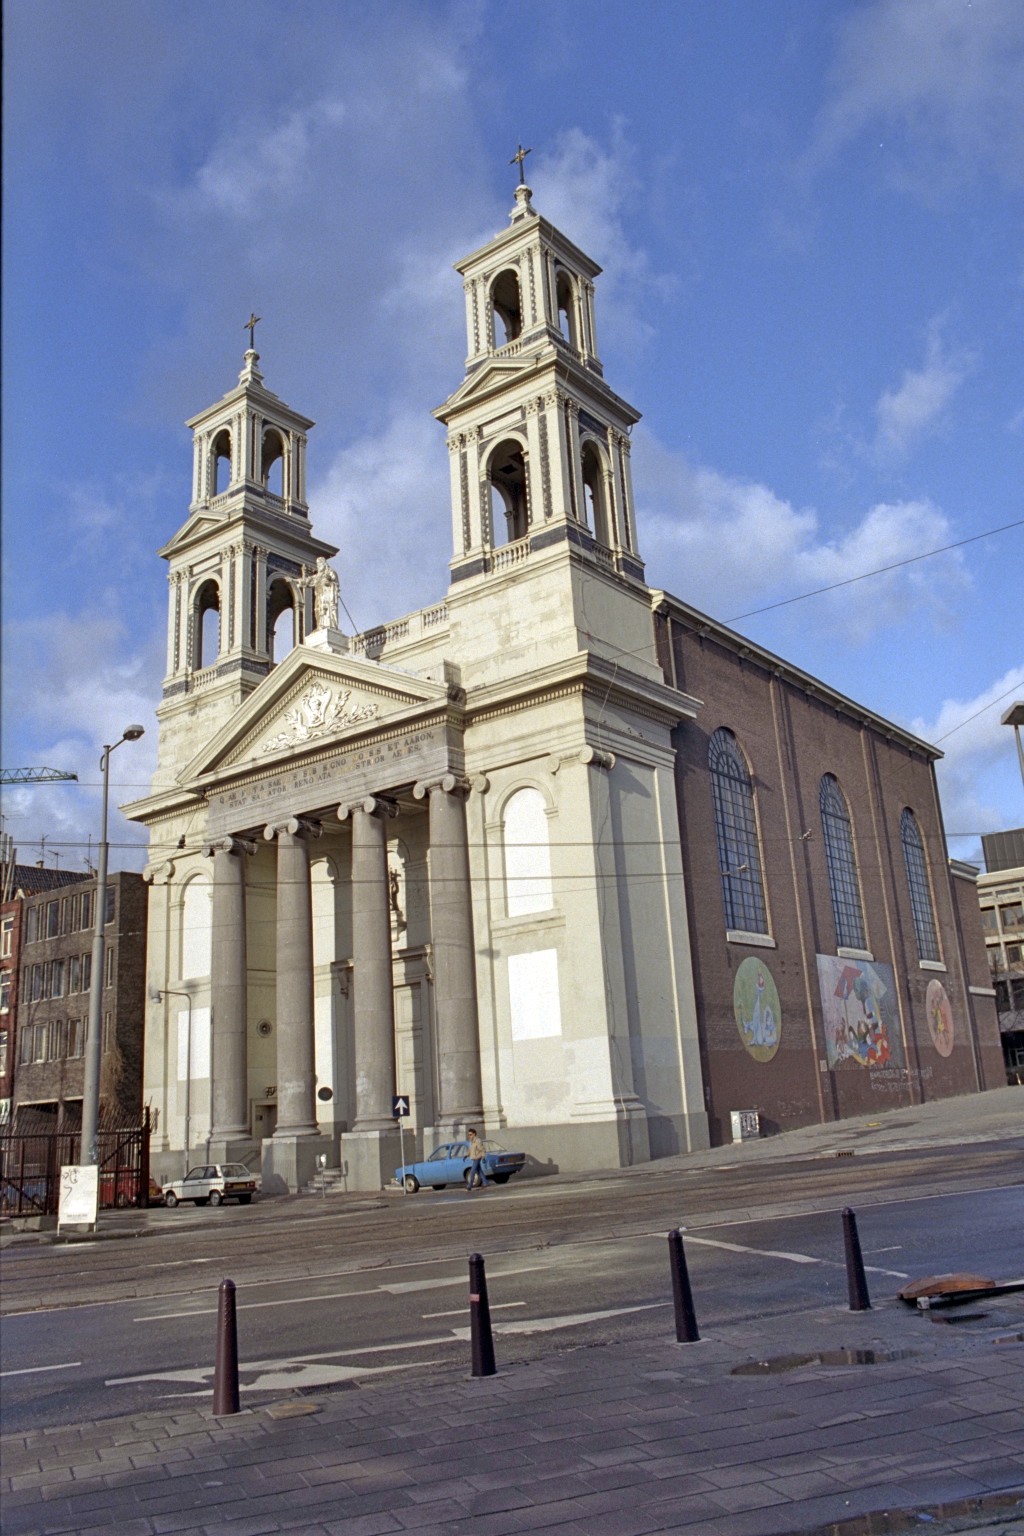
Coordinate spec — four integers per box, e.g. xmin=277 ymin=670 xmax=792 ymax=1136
xmin=2 ymin=1140 xmax=1022 ymax=1434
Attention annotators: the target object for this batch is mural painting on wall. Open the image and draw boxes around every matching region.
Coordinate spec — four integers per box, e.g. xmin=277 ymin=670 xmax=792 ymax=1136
xmin=926 ymin=979 xmax=954 ymax=1057
xmin=816 ymin=956 xmax=904 ymax=1070
xmin=733 ymin=957 xmax=782 ymax=1062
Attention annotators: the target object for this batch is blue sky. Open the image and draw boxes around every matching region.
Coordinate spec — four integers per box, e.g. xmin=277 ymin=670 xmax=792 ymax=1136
xmin=2 ymin=0 xmax=1022 ymax=873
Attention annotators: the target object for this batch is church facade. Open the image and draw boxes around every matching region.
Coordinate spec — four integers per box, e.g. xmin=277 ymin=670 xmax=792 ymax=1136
xmin=126 ymin=181 xmax=1003 ymax=1192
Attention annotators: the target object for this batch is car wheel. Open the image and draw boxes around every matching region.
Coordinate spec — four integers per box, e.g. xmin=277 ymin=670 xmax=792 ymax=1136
xmin=164 ymin=1191 xmax=178 ymax=1208
xmin=492 ymin=1173 xmax=509 ymax=1185
xmin=464 ymin=1169 xmax=473 ymax=1187
xmin=209 ymin=1190 xmax=223 ymax=1207
xmin=115 ymin=1191 xmax=130 ymax=1207
xmin=237 ymin=1194 xmax=252 ymax=1205
xmin=403 ymin=1175 xmax=420 ymax=1194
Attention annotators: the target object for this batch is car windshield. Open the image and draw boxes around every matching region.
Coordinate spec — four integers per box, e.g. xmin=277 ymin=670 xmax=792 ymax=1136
xmin=220 ymin=1164 xmax=250 ymax=1177
xmin=482 ymin=1142 xmax=509 ymax=1152
xmin=183 ymin=1168 xmax=207 ymax=1181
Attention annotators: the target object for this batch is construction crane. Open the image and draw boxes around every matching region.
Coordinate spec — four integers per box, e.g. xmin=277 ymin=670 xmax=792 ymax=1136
xmin=0 ymin=767 xmax=79 ymax=784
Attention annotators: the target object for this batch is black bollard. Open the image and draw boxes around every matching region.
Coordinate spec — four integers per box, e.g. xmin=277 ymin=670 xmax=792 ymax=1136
xmin=841 ymin=1207 xmax=871 ymax=1312
xmin=668 ymin=1228 xmax=700 ymax=1342
xmin=469 ymin=1252 xmax=497 ymax=1377
xmin=213 ymin=1278 xmax=241 ymax=1415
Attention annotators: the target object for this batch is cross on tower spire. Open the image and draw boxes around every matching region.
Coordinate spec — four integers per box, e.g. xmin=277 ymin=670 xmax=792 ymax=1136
xmin=509 ymin=143 xmax=532 ymax=185
xmin=244 ymin=312 xmax=261 ymax=350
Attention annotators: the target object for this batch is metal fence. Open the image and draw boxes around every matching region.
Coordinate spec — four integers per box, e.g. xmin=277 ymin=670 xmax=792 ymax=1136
xmin=0 ymin=1112 xmax=151 ymax=1216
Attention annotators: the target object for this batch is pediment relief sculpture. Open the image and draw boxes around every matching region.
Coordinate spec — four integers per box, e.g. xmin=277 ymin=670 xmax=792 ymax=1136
xmin=260 ymin=679 xmax=379 ymax=754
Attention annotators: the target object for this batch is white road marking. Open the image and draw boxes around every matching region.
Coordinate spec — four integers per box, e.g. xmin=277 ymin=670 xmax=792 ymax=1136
xmin=660 ymin=1232 xmax=909 ymax=1279
xmin=134 ymin=1264 xmax=546 ymax=1321
xmin=450 ymin=1303 xmax=668 ymax=1338
xmin=0 ymin=1361 xmax=82 ymax=1378
xmin=423 ymin=1302 xmax=526 ymax=1318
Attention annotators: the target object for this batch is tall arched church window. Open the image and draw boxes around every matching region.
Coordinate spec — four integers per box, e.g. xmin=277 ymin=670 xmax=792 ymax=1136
xmin=180 ymin=877 xmax=212 ymax=981
xmin=211 ymin=428 xmax=232 ymax=496
xmin=901 ymin=808 xmax=940 ymax=961
xmin=194 ymin=579 xmax=221 ymax=669
xmin=555 ymin=269 xmax=579 ymax=349
xmin=503 ymin=787 xmax=553 ymax=917
xmin=488 ymin=439 xmax=529 ymax=545
xmin=262 ymin=428 xmax=285 ymax=498
xmin=580 ymin=441 xmax=611 ymax=546
xmin=268 ymin=579 xmax=295 ymax=663
xmin=708 ymin=728 xmax=768 ymax=934
xmin=819 ymin=774 xmax=866 ymax=950
xmin=491 ymin=268 xmax=522 ymax=347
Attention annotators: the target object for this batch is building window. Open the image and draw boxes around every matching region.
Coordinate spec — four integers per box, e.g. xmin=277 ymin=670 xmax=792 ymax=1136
xmin=20 ymin=1027 xmax=33 ymax=1065
xmin=102 ymin=1012 xmax=113 ymax=1053
xmin=0 ymin=1029 xmax=7 ymax=1077
xmin=819 ymin=775 xmax=867 ymax=950
xmin=708 ymin=727 xmax=769 ymax=934
xmin=1000 ymin=902 xmax=1024 ymax=931
xmin=901 ymin=808 xmax=940 ymax=962
xmin=25 ymin=906 xmax=39 ymax=944
xmin=0 ymin=971 xmax=10 ymax=1014
xmin=34 ymin=1023 xmax=47 ymax=1062
xmin=105 ymin=885 xmax=116 ymax=924
xmin=50 ymin=1019 xmax=67 ymax=1059
xmin=104 ymin=945 xmax=115 ymax=989
xmin=81 ymin=953 xmax=92 ymax=993
xmin=1008 ymin=943 xmax=1023 ymax=966
xmin=46 ymin=901 xmax=59 ymax=938
xmin=68 ymin=955 xmax=80 ymax=994
xmin=80 ymin=890 xmax=93 ymax=930
xmin=1 ymin=916 xmax=12 ymax=958
xmin=30 ymin=964 xmax=43 ymax=1002
xmin=68 ymin=1019 xmax=82 ymax=1058
xmin=50 ymin=958 xmax=65 ymax=999
xmin=980 ymin=907 xmax=998 ymax=932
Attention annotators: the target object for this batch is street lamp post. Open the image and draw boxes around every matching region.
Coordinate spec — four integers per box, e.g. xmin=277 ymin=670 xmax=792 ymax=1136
xmin=1002 ymin=702 xmax=1024 ymax=796
xmin=151 ymin=986 xmax=194 ymax=1175
xmin=80 ymin=726 xmax=145 ymax=1168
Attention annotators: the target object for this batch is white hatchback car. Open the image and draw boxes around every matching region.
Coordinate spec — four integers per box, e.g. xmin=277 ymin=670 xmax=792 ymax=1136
xmin=161 ymin=1163 xmax=259 ymax=1208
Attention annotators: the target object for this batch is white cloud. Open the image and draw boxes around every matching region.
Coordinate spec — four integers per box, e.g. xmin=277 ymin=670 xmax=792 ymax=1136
xmin=873 ymin=319 xmax=972 ymax=459
xmin=636 ymin=430 xmax=965 ymax=640
xmin=195 ymin=98 xmax=346 ymax=218
xmin=806 ymin=0 xmax=1024 ymax=192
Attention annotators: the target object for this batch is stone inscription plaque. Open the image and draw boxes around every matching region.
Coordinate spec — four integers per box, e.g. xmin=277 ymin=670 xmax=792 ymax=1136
xmin=206 ymin=723 xmax=451 ymax=837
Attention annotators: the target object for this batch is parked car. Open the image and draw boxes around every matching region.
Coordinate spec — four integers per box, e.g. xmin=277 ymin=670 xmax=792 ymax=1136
xmin=99 ymin=1170 xmax=165 ymax=1208
xmin=161 ymin=1163 xmax=259 ymax=1207
xmin=394 ymin=1140 xmax=526 ymax=1193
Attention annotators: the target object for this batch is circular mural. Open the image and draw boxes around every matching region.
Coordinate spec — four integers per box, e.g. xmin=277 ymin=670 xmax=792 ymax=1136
xmin=926 ymin=979 xmax=954 ymax=1057
xmin=733 ymin=957 xmax=782 ymax=1062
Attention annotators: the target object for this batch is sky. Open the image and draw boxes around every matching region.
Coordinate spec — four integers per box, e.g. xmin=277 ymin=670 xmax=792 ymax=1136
xmin=2 ymin=0 xmax=1022 ymax=876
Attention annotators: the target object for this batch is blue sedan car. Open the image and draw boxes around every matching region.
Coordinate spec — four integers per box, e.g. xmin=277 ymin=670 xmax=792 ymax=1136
xmin=394 ymin=1140 xmax=526 ymax=1193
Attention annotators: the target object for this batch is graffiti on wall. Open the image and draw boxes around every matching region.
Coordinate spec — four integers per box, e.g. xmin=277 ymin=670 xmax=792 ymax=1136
xmin=733 ymin=957 xmax=782 ymax=1062
xmin=926 ymin=979 xmax=954 ymax=1057
xmin=816 ymin=955 xmax=904 ymax=1070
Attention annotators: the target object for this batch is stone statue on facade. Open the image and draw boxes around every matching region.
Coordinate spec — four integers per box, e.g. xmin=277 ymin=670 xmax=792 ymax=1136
xmin=302 ymin=557 xmax=341 ymax=632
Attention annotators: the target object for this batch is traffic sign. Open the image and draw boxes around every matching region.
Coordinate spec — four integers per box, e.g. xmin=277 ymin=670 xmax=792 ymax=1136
xmin=392 ymin=1095 xmax=411 ymax=1118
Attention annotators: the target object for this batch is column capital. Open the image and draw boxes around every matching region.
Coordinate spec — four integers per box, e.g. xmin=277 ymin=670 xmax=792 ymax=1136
xmin=412 ymin=774 xmax=469 ymax=801
xmin=337 ymin=796 xmax=399 ymax=823
xmin=202 ymin=836 xmax=258 ymax=858
xmin=263 ymin=817 xmax=323 ymax=841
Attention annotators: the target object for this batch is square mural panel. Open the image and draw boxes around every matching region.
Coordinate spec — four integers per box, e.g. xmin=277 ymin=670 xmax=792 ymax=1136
xmin=816 ymin=955 xmax=904 ymax=1070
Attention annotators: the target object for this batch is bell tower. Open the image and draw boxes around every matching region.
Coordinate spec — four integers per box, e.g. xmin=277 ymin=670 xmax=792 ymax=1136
xmin=435 ymin=171 xmax=660 ymax=687
xmin=156 ymin=338 xmax=338 ymax=753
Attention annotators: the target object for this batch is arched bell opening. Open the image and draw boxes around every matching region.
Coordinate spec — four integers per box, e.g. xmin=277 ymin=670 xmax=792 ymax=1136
xmin=555 ymin=269 xmax=580 ymax=350
xmin=491 ymin=268 xmax=523 ymax=347
xmin=262 ymin=427 xmax=286 ymax=499
xmin=267 ymin=577 xmax=296 ymax=663
xmin=581 ymin=440 xmax=612 ymax=547
xmin=210 ymin=429 xmax=232 ymax=497
xmin=193 ymin=579 xmax=221 ymax=669
xmin=487 ymin=438 xmax=529 ymax=545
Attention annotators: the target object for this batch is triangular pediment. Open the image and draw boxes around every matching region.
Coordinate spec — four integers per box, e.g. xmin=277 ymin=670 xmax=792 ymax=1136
xmin=181 ymin=645 xmax=451 ymax=786
xmin=158 ymin=509 xmax=230 ymax=558
xmin=434 ymin=352 xmax=542 ymax=419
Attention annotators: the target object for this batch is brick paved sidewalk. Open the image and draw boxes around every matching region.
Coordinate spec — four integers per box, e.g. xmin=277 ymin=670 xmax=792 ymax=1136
xmin=3 ymin=1299 xmax=1022 ymax=1536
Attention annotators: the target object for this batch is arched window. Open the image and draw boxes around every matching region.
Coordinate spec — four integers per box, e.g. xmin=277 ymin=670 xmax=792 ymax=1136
xmin=267 ymin=579 xmax=296 ymax=663
xmin=819 ymin=774 xmax=866 ymax=950
xmin=708 ymin=728 xmax=768 ymax=934
xmin=491 ymin=268 xmax=522 ymax=346
xmin=487 ymin=439 xmax=529 ymax=545
xmin=503 ymin=787 xmax=552 ymax=917
xmin=555 ymin=269 xmax=579 ymax=349
xmin=193 ymin=580 xmax=220 ymax=669
xmin=179 ymin=877 xmax=212 ymax=981
xmin=581 ymin=441 xmax=611 ymax=546
xmin=901 ymin=808 xmax=940 ymax=961
xmin=211 ymin=428 xmax=232 ymax=496
xmin=262 ymin=428 xmax=285 ymax=498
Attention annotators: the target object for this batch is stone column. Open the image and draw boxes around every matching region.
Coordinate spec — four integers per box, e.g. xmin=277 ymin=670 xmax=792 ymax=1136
xmin=202 ymin=836 xmax=254 ymax=1155
xmin=339 ymin=796 xmax=399 ymax=1131
xmin=414 ymin=776 xmax=483 ymax=1133
xmin=264 ymin=819 xmax=319 ymax=1136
